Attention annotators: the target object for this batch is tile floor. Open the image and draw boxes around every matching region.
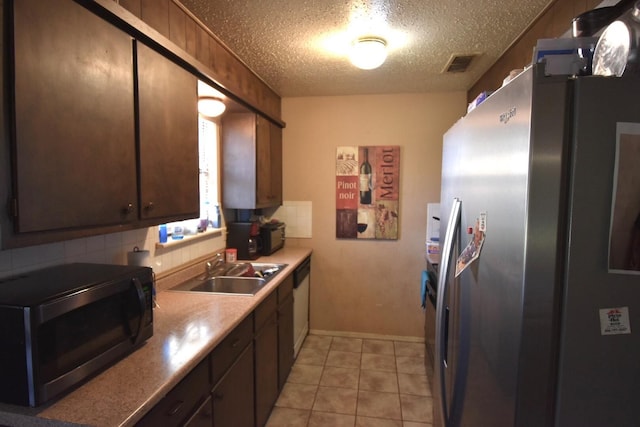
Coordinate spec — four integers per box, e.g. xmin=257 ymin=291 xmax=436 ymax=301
xmin=266 ymin=335 xmax=433 ymax=427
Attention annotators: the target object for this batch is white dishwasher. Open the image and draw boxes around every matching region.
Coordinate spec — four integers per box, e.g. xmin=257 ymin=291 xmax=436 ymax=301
xmin=293 ymin=256 xmax=310 ymax=357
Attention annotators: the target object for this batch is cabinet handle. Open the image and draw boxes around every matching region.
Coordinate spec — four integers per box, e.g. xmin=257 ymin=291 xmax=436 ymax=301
xmin=167 ymin=399 xmax=185 ymax=416
xmin=122 ymin=203 xmax=134 ymax=215
xmin=144 ymin=201 xmax=154 ymax=211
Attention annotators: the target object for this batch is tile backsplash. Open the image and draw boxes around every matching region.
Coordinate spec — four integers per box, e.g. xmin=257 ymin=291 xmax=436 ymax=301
xmin=272 ymin=201 xmax=312 ymax=238
xmin=0 ymin=226 xmax=225 ymax=280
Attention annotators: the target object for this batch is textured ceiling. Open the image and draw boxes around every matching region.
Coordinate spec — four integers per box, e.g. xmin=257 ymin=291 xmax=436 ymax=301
xmin=180 ymin=0 xmax=555 ymax=97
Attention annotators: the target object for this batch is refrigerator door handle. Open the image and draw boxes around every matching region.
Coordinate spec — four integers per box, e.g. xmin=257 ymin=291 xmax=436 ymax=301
xmin=435 ymin=197 xmax=461 ymax=427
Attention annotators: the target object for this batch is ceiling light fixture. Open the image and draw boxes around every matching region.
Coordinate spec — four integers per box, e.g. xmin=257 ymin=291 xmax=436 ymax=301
xmin=197 ymin=96 xmax=226 ymax=118
xmin=350 ymin=37 xmax=387 ymax=70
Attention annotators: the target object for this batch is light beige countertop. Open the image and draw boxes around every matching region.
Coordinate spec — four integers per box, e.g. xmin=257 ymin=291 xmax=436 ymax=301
xmin=0 ymin=247 xmax=312 ymax=427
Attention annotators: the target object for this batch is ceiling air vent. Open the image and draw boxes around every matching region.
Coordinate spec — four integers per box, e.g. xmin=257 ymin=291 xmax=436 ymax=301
xmin=443 ymin=54 xmax=477 ymax=73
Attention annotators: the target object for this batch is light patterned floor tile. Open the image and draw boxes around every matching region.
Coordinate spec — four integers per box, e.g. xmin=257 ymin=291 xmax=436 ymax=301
xmin=326 ymin=350 xmax=361 ymax=369
xmin=357 ymin=390 xmax=402 ymax=420
xmin=313 ymin=386 xmax=358 ymax=415
xmin=398 ymin=373 xmax=431 ymax=396
xmin=331 ymin=336 xmax=363 ymax=353
xmin=320 ymin=366 xmax=360 ymax=389
xmin=359 ymin=370 xmax=399 ymax=393
xmin=356 ymin=416 xmax=403 ymax=426
xmin=266 ymin=407 xmax=310 ymax=427
xmin=361 ymin=353 xmax=397 ymax=372
xmin=309 ymin=411 xmax=356 ymax=427
xmin=303 ymin=335 xmax=333 ymax=350
xmin=275 ymin=383 xmax=318 ymax=410
xmin=396 ymin=356 xmax=426 ymax=375
xmin=296 ymin=346 xmax=329 ymax=366
xmin=288 ymin=363 xmax=324 ymax=385
xmin=394 ymin=341 xmax=425 ymax=358
xmin=275 ymin=335 xmax=436 ymax=427
xmin=363 ymin=339 xmax=395 ymax=355
xmin=400 ymin=394 xmax=433 ymax=423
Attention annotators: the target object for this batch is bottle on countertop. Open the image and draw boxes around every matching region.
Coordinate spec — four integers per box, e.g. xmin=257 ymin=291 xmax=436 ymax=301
xmin=212 ymin=204 xmax=221 ymax=228
xmin=159 ymin=224 xmax=168 ymax=243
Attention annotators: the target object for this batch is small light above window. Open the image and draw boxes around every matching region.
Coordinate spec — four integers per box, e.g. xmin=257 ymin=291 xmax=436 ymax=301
xmin=198 ymin=97 xmax=226 ymax=118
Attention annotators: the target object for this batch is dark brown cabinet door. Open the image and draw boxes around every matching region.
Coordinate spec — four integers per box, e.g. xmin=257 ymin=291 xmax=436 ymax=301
xmin=256 ymin=116 xmax=283 ymax=207
xmin=184 ymin=396 xmax=213 ymax=427
xmin=136 ymin=42 xmax=199 ymax=222
xmin=136 ymin=358 xmax=210 ymax=427
xmin=269 ymin=123 xmax=283 ymax=206
xmin=255 ymin=312 xmax=279 ymax=427
xmin=212 ymin=343 xmax=255 ymax=427
xmin=278 ymin=293 xmax=294 ymax=390
xmin=222 ymin=113 xmax=283 ymax=209
xmin=12 ymin=0 xmax=137 ymax=232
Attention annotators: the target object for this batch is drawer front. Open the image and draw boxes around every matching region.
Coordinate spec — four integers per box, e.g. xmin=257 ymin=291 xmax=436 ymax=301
xmin=277 ymin=273 xmax=294 ymax=304
xmin=211 ymin=315 xmax=253 ymax=385
xmin=254 ymin=290 xmax=277 ymax=331
xmin=137 ymin=357 xmax=210 ymax=427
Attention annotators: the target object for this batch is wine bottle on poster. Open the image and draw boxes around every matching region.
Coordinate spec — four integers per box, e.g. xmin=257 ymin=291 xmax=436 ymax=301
xmin=359 ymin=147 xmax=372 ymax=204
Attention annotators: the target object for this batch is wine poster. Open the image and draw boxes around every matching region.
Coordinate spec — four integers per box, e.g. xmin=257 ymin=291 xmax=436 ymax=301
xmin=336 ymin=146 xmax=400 ymax=240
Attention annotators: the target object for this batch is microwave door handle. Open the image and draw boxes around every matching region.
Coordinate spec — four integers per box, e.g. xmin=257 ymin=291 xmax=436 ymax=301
xmin=130 ymin=277 xmax=146 ymax=345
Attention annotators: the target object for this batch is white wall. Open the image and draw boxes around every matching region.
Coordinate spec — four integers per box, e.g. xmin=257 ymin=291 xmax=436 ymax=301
xmin=282 ymin=92 xmax=467 ymax=338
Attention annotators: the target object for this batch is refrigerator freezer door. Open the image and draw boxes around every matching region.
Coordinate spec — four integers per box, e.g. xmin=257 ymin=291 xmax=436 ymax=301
xmin=438 ymin=68 xmax=534 ymax=427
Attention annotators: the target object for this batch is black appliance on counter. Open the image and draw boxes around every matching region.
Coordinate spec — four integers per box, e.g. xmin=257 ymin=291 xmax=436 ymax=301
xmin=0 ymin=263 xmax=154 ymax=407
xmin=260 ymin=222 xmax=285 ymax=255
xmin=227 ymin=222 xmax=261 ymax=260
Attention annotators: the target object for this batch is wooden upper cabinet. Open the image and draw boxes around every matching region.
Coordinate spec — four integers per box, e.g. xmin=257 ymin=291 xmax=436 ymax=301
xmin=136 ymin=42 xmax=199 ymax=222
xmin=11 ymin=0 xmax=137 ymax=233
xmin=222 ymin=113 xmax=283 ymax=209
xmin=123 ymin=0 xmax=282 ymax=122
xmin=256 ymin=115 xmax=283 ymax=207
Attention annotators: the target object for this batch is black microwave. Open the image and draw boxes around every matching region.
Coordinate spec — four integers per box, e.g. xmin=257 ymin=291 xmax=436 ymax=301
xmin=0 ymin=263 xmax=154 ymax=407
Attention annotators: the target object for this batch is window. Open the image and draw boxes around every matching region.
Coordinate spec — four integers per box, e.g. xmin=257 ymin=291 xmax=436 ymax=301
xmin=162 ymin=111 xmax=220 ymax=240
xmin=198 ymin=115 xmax=220 ymax=226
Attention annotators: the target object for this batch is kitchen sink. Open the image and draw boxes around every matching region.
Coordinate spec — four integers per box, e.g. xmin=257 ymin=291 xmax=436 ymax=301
xmin=189 ymin=276 xmax=267 ymax=295
xmin=170 ymin=262 xmax=287 ymax=296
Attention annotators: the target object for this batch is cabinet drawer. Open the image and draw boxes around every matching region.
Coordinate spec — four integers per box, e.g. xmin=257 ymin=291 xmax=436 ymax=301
xmin=137 ymin=357 xmax=210 ymax=427
xmin=254 ymin=291 xmax=277 ymax=332
xmin=211 ymin=315 xmax=253 ymax=385
xmin=278 ymin=273 xmax=294 ymax=304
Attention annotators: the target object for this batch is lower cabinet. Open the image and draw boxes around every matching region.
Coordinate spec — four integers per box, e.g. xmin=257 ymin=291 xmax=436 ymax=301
xmin=184 ymin=396 xmax=213 ymax=427
xmin=137 ymin=272 xmax=296 ymax=427
xmin=136 ymin=358 xmax=210 ymax=427
xmin=278 ymin=293 xmax=294 ymax=390
xmin=212 ymin=343 xmax=255 ymax=427
xmin=254 ymin=293 xmax=279 ymax=427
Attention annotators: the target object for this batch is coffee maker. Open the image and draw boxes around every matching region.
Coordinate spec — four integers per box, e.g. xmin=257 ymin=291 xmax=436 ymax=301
xmin=226 ymin=222 xmax=261 ymax=260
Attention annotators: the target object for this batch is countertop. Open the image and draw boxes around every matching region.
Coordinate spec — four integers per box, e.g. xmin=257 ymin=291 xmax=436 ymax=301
xmin=0 ymin=247 xmax=312 ymax=427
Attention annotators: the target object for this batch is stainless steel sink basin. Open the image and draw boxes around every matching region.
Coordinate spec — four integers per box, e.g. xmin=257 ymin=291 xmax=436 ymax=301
xmin=170 ymin=261 xmax=288 ymax=296
xmin=189 ymin=276 xmax=267 ymax=295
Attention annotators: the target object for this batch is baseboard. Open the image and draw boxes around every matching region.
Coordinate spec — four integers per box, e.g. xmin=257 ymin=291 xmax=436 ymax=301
xmin=309 ymin=329 xmax=425 ymax=343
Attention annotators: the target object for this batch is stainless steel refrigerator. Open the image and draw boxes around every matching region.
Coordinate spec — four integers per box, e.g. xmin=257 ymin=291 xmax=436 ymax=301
xmin=435 ymin=64 xmax=640 ymax=427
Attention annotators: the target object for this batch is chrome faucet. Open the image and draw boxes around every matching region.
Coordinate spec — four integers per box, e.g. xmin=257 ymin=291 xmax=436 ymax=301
xmin=206 ymin=253 xmax=225 ymax=275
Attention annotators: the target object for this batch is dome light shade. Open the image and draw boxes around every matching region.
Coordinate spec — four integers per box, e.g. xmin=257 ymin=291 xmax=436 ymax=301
xmin=198 ymin=97 xmax=226 ymax=118
xmin=350 ymin=37 xmax=387 ymax=70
